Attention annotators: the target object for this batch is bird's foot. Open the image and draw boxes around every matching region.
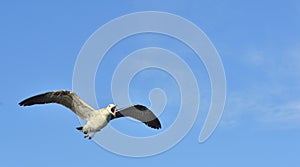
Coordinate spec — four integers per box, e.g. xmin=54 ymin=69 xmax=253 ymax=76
xmin=88 ymin=133 xmax=96 ymax=140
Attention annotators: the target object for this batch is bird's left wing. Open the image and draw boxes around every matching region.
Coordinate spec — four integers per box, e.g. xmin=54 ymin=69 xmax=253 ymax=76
xmin=111 ymin=105 xmax=161 ymax=129
xmin=19 ymin=90 xmax=95 ymax=119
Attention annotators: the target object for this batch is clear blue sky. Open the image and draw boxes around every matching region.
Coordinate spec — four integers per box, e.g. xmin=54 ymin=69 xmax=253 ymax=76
xmin=1 ymin=0 xmax=300 ymax=166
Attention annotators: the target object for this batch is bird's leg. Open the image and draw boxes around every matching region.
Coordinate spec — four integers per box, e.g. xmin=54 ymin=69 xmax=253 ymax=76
xmin=83 ymin=130 xmax=90 ymax=139
xmin=88 ymin=132 xmax=96 ymax=140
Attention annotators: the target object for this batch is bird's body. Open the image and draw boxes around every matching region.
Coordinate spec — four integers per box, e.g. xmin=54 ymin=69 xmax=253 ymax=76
xmin=85 ymin=108 xmax=110 ymax=131
xmin=77 ymin=107 xmax=113 ymax=139
xmin=19 ymin=90 xmax=161 ymax=139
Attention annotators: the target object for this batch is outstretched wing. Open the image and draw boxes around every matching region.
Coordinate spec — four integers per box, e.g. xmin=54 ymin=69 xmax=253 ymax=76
xmin=111 ymin=105 xmax=161 ymax=129
xmin=19 ymin=90 xmax=95 ymax=119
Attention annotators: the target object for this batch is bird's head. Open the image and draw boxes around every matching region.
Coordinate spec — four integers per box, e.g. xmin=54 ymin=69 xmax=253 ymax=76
xmin=106 ymin=104 xmax=117 ymax=117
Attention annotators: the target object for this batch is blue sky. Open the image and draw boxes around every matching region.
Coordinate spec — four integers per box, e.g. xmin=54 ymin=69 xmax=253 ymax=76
xmin=1 ymin=0 xmax=300 ymax=166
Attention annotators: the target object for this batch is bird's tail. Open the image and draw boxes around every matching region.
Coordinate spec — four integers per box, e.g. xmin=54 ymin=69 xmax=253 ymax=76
xmin=76 ymin=126 xmax=83 ymax=131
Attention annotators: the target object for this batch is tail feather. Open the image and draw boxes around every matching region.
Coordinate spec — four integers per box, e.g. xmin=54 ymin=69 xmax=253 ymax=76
xmin=76 ymin=126 xmax=83 ymax=131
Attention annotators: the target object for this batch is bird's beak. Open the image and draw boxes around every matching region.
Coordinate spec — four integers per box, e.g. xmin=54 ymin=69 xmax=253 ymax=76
xmin=112 ymin=105 xmax=117 ymax=117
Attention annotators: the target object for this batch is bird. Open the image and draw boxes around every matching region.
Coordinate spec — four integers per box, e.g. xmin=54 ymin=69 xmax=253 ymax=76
xmin=19 ymin=90 xmax=161 ymax=139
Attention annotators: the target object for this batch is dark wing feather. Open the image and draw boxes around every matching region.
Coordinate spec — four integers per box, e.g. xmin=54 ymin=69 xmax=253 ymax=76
xmin=19 ymin=90 xmax=95 ymax=119
xmin=111 ymin=105 xmax=161 ymax=129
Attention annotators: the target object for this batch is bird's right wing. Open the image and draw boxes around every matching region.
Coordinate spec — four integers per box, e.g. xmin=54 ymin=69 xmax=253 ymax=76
xmin=111 ymin=105 xmax=161 ymax=129
xmin=19 ymin=90 xmax=95 ymax=119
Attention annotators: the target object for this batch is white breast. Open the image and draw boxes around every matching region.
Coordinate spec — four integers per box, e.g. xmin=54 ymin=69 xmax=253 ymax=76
xmin=85 ymin=112 xmax=110 ymax=132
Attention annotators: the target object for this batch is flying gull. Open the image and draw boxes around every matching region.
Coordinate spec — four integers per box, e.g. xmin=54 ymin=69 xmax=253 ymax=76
xmin=19 ymin=90 xmax=161 ymax=139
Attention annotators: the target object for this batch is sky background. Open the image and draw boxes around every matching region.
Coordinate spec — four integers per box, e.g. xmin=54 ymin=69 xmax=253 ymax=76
xmin=1 ymin=0 xmax=300 ymax=166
